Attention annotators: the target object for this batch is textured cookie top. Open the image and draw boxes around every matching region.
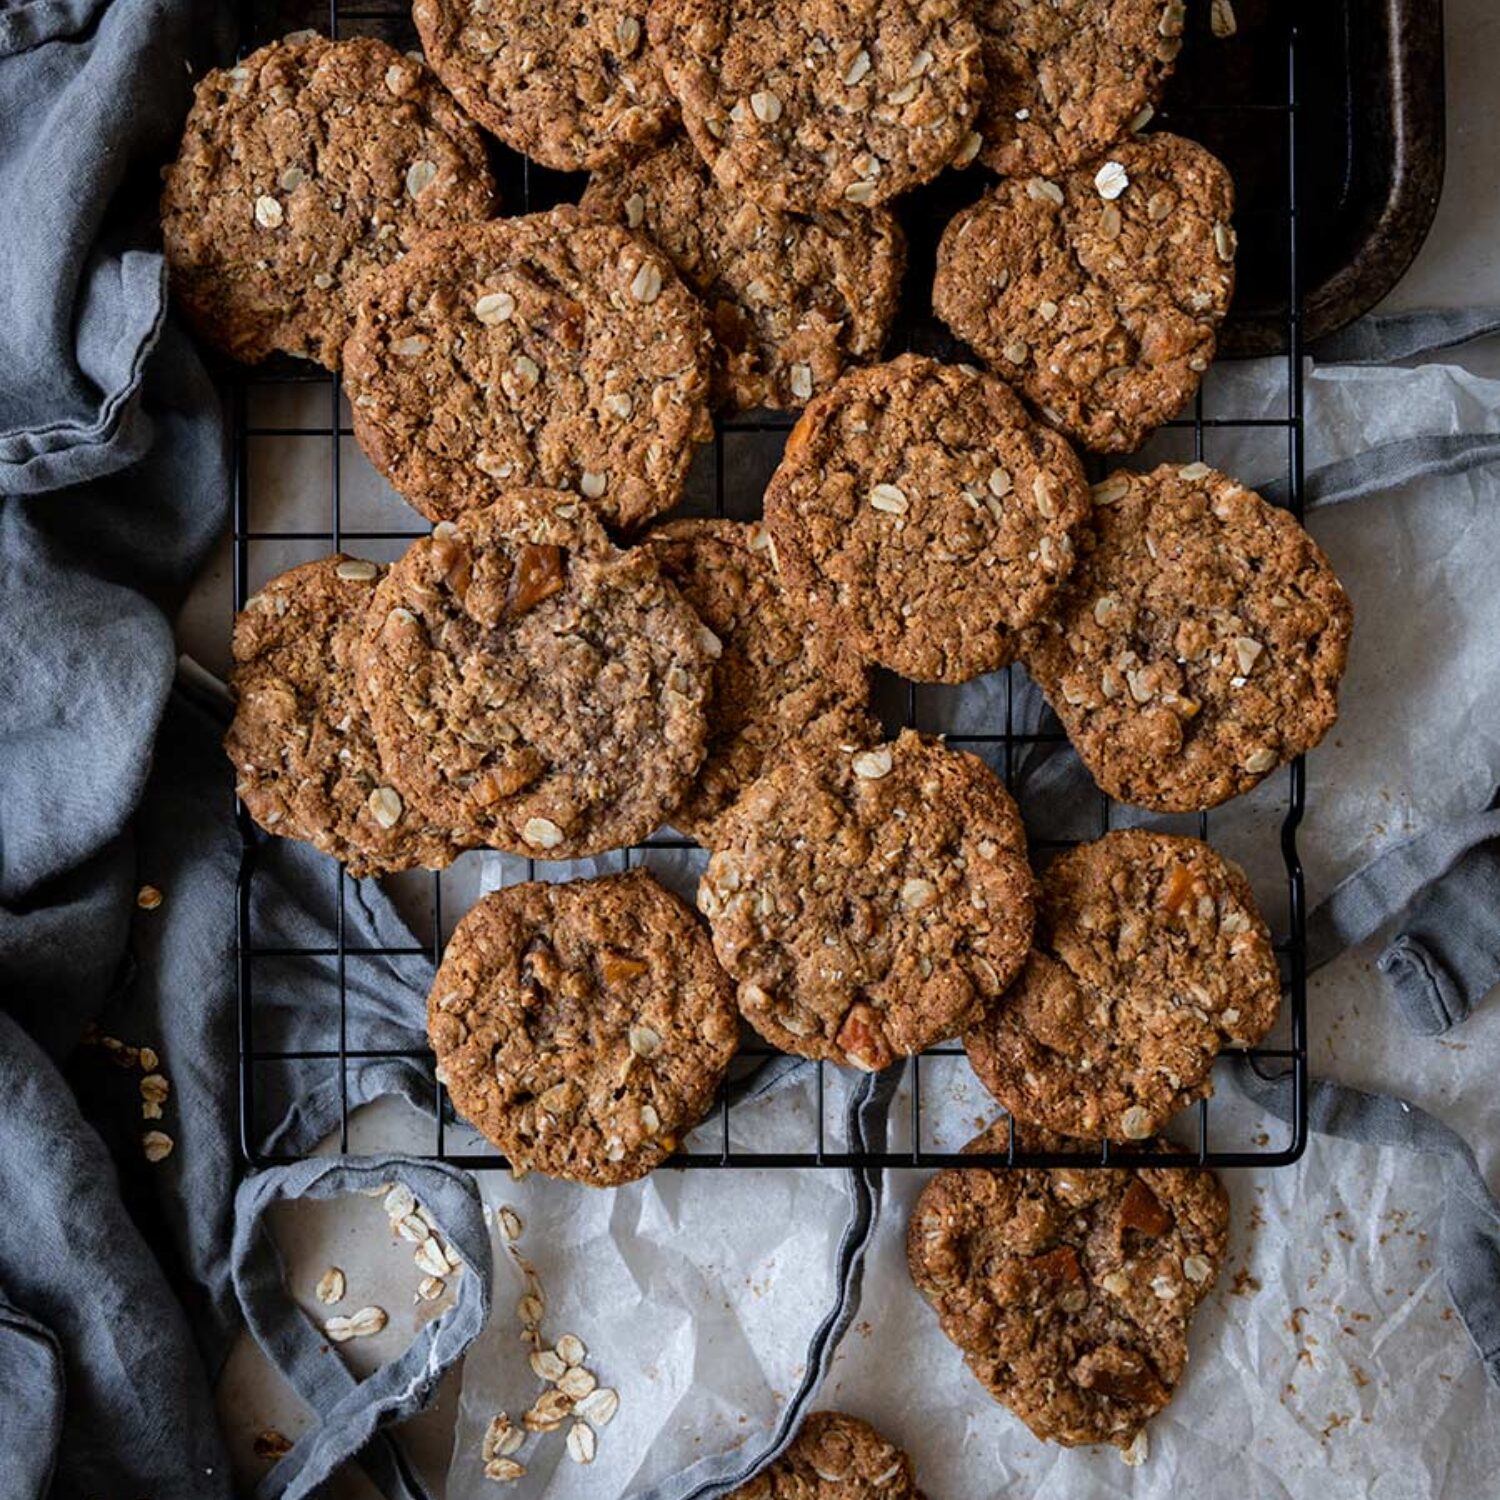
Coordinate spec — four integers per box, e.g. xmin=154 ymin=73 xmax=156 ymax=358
xmin=413 ymin=0 xmax=677 ymax=172
xmin=226 ymin=556 xmax=462 ymax=876
xmin=358 ymin=491 xmax=715 ymax=858
xmin=428 ymin=870 xmax=738 ymax=1185
xmin=342 ymin=207 xmax=714 ymax=529
xmin=640 ymin=519 xmax=873 ymax=843
xmin=965 ymin=830 xmax=1282 ymax=1141
xmin=582 ymin=137 xmax=906 ymax=410
xmin=973 ymin=0 xmax=1182 ymax=177
xmin=161 ymin=34 xmax=496 ymax=368
xmin=907 ymin=1121 xmax=1229 ymax=1450
xmin=698 ymin=730 xmax=1035 ymax=1070
xmin=649 ymin=0 xmax=985 ymax=212
xmin=934 ymin=132 xmax=1236 ymax=453
xmin=763 ymin=355 xmax=1091 ymax=683
xmin=1021 ymin=463 xmax=1353 ymax=811
xmin=729 ymin=1412 xmax=924 ymax=1499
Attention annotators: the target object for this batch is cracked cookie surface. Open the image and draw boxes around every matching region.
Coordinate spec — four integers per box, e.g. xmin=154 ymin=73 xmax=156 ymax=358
xmin=763 ymin=355 xmax=1090 ymax=683
xmin=226 ymin=556 xmax=464 ymax=876
xmin=728 ymin=1411 xmax=925 ymax=1499
xmin=698 ymin=730 xmax=1035 ymax=1069
xmin=342 ymin=206 xmax=713 ymax=529
xmin=640 ymin=519 xmax=873 ymax=844
xmin=413 ymin=0 xmax=677 ymax=172
xmin=934 ymin=132 xmax=1235 ymax=453
xmin=972 ymin=0 xmax=1182 ymax=178
xmin=649 ymin=0 xmax=984 ymax=213
xmin=428 ymin=870 xmax=738 ymax=1185
xmin=581 ymin=136 xmax=905 ymax=410
xmin=965 ymin=830 xmax=1281 ymax=1140
xmin=358 ymin=491 xmax=714 ymax=858
xmin=907 ymin=1120 xmax=1229 ymax=1449
xmin=161 ymin=33 xmax=496 ymax=368
xmin=1021 ymin=463 xmax=1353 ymax=811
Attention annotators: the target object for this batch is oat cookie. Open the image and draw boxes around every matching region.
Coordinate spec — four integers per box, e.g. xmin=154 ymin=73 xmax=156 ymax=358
xmin=729 ymin=1412 xmax=925 ymax=1499
xmin=341 ymin=207 xmax=713 ymax=529
xmin=581 ymin=137 xmax=905 ymax=409
xmin=225 ymin=556 xmax=462 ymax=876
xmin=161 ymin=34 xmax=496 ymax=368
xmin=965 ymin=830 xmax=1281 ymax=1140
xmin=972 ymin=1 xmax=1182 ymax=178
xmin=640 ymin=519 xmax=873 ymax=842
xmin=413 ymin=0 xmax=676 ymax=172
xmin=359 ymin=491 xmax=715 ymax=858
xmin=763 ymin=355 xmax=1090 ymax=683
xmin=1022 ymin=463 xmax=1353 ymax=810
xmin=907 ymin=1120 xmax=1229 ymax=1450
xmin=934 ymin=132 xmax=1236 ymax=453
xmin=698 ymin=730 xmax=1035 ymax=1070
xmin=649 ymin=0 xmax=985 ymax=213
xmin=428 ymin=870 xmax=738 ymax=1185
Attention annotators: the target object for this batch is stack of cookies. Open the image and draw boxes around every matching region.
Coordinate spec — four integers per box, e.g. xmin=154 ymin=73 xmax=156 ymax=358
xmin=180 ymin=3 xmax=1352 ymax=1461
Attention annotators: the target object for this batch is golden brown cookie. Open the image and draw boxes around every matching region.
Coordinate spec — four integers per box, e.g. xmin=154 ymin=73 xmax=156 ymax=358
xmin=225 ymin=556 xmax=463 ymax=876
xmin=934 ymin=132 xmax=1236 ymax=453
xmin=341 ymin=206 xmax=714 ymax=529
xmin=907 ymin=1120 xmax=1229 ymax=1451
xmin=965 ymin=830 xmax=1282 ymax=1141
xmin=358 ymin=491 xmax=715 ymax=858
xmin=1021 ymin=463 xmax=1353 ymax=811
xmin=639 ymin=519 xmax=873 ymax=843
xmin=428 ymin=870 xmax=738 ymax=1185
xmin=971 ymin=1 xmax=1182 ymax=178
xmin=581 ymin=136 xmax=906 ymax=410
xmin=649 ymin=0 xmax=985 ymax=213
xmin=698 ymin=730 xmax=1035 ymax=1070
xmin=161 ymin=33 xmax=496 ymax=368
xmin=413 ymin=0 xmax=677 ymax=172
xmin=729 ymin=1412 xmax=925 ymax=1499
xmin=763 ymin=355 xmax=1091 ymax=683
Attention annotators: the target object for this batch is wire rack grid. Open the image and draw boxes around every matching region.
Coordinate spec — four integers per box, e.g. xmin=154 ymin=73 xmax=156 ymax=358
xmin=232 ymin=0 xmax=1309 ymax=1173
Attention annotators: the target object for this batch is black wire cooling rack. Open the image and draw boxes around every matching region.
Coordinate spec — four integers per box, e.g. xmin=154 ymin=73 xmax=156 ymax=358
xmin=232 ymin=0 xmax=1309 ymax=1172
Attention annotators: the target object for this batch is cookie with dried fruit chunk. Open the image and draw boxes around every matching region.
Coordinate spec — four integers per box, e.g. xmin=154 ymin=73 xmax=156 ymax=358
xmin=965 ymin=830 xmax=1281 ymax=1141
xmin=1021 ymin=462 xmax=1353 ymax=811
xmin=648 ymin=0 xmax=985 ymax=213
xmin=413 ymin=0 xmax=677 ymax=172
xmin=728 ymin=1411 xmax=925 ymax=1499
xmin=358 ymin=491 xmax=714 ymax=859
xmin=428 ymin=870 xmax=738 ymax=1186
xmin=225 ymin=556 xmax=463 ymax=876
xmin=341 ymin=206 xmax=713 ymax=530
xmin=639 ymin=518 xmax=873 ymax=843
xmin=972 ymin=0 xmax=1183 ymax=178
xmin=698 ymin=730 xmax=1035 ymax=1070
xmin=763 ymin=355 xmax=1090 ymax=683
xmin=934 ymin=132 xmax=1236 ymax=453
xmin=161 ymin=34 xmax=496 ymax=369
xmin=907 ymin=1119 xmax=1229 ymax=1451
xmin=581 ymin=136 xmax=905 ymax=410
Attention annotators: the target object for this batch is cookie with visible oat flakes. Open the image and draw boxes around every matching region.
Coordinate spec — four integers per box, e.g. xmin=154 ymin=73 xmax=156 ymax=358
xmin=964 ymin=829 xmax=1282 ymax=1142
xmin=907 ymin=1118 xmax=1229 ymax=1451
xmin=763 ymin=355 xmax=1091 ymax=684
xmin=428 ymin=869 xmax=738 ymax=1186
xmin=933 ymin=132 xmax=1236 ymax=453
xmin=1020 ymin=462 xmax=1352 ymax=811
xmin=161 ymin=33 xmax=496 ymax=369
xmin=225 ymin=556 xmax=464 ymax=877
xmin=341 ymin=206 xmax=713 ymax=530
xmin=728 ymin=1412 xmax=925 ymax=1499
xmin=581 ymin=136 xmax=906 ymax=410
xmin=698 ymin=730 xmax=1035 ymax=1070
xmin=358 ymin=490 xmax=715 ymax=859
